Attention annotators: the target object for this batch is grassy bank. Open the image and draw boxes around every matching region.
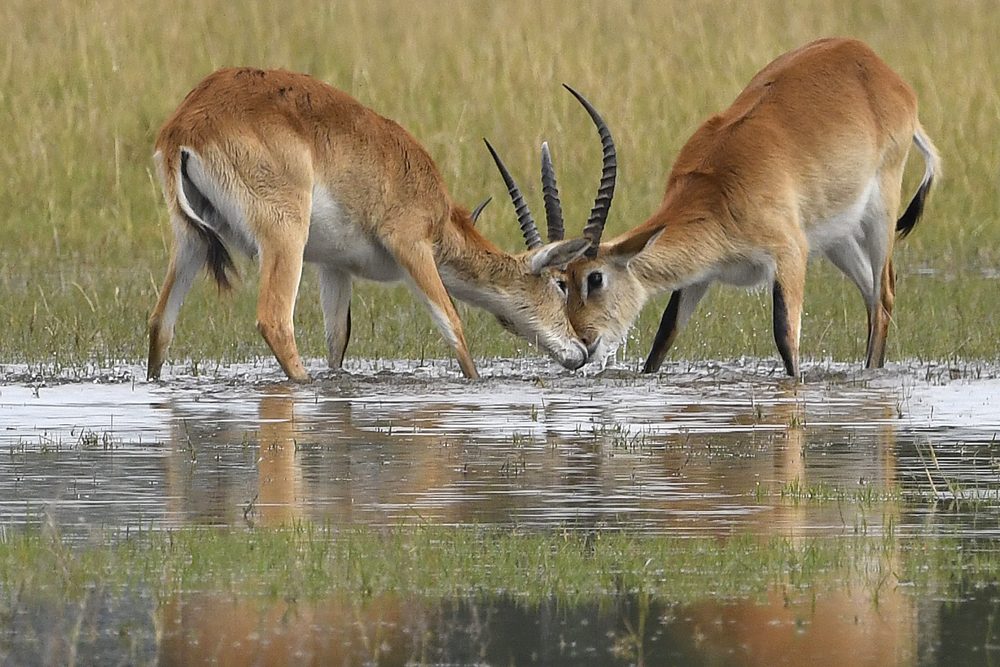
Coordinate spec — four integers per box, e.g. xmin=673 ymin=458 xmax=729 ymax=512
xmin=0 ymin=525 xmax=992 ymax=604
xmin=1 ymin=0 xmax=998 ymax=369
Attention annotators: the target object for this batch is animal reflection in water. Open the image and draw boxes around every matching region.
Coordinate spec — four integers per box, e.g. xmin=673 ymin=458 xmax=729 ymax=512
xmin=162 ymin=383 xmax=903 ymax=532
xmin=156 ymin=385 xmax=919 ymax=663
xmin=163 ymin=385 xmax=497 ymax=527
xmin=157 ymin=584 xmax=916 ymax=665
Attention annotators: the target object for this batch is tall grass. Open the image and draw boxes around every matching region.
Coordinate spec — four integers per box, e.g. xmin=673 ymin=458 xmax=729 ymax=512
xmin=1 ymin=0 xmax=998 ymax=368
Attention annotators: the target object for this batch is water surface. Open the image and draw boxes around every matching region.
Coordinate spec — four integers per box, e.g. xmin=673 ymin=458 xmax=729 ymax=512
xmin=2 ymin=359 xmax=997 ymax=537
xmin=2 ymin=359 xmax=999 ymax=665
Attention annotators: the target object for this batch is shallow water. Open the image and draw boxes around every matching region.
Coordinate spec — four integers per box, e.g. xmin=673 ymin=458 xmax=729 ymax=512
xmin=1 ymin=359 xmax=998 ymax=538
xmin=2 ymin=358 xmax=1000 ymax=665
xmin=10 ymin=584 xmax=998 ymax=666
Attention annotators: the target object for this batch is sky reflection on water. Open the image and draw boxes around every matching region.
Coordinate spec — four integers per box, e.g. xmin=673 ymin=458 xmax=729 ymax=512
xmin=2 ymin=360 xmax=999 ymax=665
xmin=1 ymin=359 xmax=997 ymax=538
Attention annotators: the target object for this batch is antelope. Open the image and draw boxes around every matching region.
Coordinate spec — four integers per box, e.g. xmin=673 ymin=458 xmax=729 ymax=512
xmin=560 ymin=38 xmax=940 ymax=376
xmin=146 ymin=68 xmax=612 ymax=382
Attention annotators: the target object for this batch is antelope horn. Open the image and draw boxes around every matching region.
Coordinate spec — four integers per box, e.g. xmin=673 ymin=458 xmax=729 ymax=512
xmin=484 ymin=138 xmax=543 ymax=250
xmin=563 ymin=84 xmax=617 ymax=258
xmin=540 ymin=142 xmax=564 ymax=242
xmin=470 ymin=196 xmax=492 ymax=225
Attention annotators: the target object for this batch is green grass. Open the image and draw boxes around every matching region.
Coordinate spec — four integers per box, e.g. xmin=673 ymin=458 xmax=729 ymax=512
xmin=755 ymin=478 xmax=904 ymax=507
xmin=1 ymin=524 xmax=994 ymax=604
xmin=1 ymin=0 xmax=999 ymax=369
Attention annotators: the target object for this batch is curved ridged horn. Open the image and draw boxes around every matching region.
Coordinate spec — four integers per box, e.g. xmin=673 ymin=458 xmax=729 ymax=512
xmin=484 ymin=138 xmax=543 ymax=250
xmin=470 ymin=196 xmax=492 ymax=225
xmin=540 ymin=142 xmax=564 ymax=242
xmin=563 ymin=84 xmax=617 ymax=258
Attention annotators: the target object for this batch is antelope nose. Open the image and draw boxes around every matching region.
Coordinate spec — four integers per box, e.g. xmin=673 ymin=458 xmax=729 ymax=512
xmin=580 ymin=335 xmax=601 ymax=358
xmin=565 ymin=340 xmax=589 ymax=371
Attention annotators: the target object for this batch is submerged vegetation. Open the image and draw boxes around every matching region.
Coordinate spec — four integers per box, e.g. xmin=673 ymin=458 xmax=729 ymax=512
xmin=1 ymin=0 xmax=999 ymax=371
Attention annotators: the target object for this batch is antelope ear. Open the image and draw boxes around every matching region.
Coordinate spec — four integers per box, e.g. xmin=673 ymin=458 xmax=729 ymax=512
xmin=608 ymin=226 xmax=664 ymax=266
xmin=528 ymin=238 xmax=591 ymax=274
xmin=470 ymin=196 xmax=492 ymax=225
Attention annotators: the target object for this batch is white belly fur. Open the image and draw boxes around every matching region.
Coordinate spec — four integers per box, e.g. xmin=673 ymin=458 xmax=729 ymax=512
xmin=304 ymin=186 xmax=404 ymax=282
xmin=703 ymin=178 xmax=881 ymax=291
xmin=806 ymin=178 xmax=880 ymax=255
xmin=711 ymin=253 xmax=776 ymax=287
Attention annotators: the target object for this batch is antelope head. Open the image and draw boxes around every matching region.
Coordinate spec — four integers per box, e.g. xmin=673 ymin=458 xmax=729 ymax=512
xmin=481 ymin=85 xmax=617 ymax=370
xmin=562 ymin=224 xmax=666 ymax=368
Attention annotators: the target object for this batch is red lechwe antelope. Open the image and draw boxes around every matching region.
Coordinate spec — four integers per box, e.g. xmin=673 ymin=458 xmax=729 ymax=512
xmin=146 ymin=69 xmax=613 ymax=381
xmin=561 ymin=38 xmax=940 ymax=377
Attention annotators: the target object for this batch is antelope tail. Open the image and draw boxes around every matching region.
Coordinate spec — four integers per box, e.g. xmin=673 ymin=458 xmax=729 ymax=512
xmin=174 ymin=148 xmax=237 ymax=290
xmin=896 ymin=124 xmax=940 ymax=238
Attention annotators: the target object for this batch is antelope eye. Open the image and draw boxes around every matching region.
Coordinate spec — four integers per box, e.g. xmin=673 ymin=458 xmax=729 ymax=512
xmin=555 ymin=279 xmax=568 ymax=295
xmin=587 ymin=272 xmax=604 ymax=291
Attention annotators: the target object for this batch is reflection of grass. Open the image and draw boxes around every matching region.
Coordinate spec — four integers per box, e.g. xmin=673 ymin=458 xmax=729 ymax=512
xmin=2 ymin=1 xmax=999 ymax=371
xmin=8 ymin=428 xmax=123 ymax=454
xmin=757 ymin=471 xmax=1000 ymax=510
xmin=912 ymin=438 xmax=1000 ymax=508
xmin=755 ymin=479 xmax=904 ymax=507
xmin=1 ymin=525 xmax=996 ymax=604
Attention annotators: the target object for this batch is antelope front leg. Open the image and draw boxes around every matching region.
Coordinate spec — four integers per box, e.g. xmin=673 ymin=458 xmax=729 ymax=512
xmin=394 ymin=241 xmax=478 ymax=379
xmin=644 ymin=291 xmax=682 ymax=374
xmin=771 ymin=252 xmax=807 ymax=378
xmin=318 ymin=266 xmax=352 ymax=370
xmin=256 ymin=238 xmax=310 ymax=383
xmin=643 ymin=282 xmax=709 ymax=373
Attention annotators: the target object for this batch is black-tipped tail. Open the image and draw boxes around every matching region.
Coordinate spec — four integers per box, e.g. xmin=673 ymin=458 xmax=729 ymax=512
xmin=895 ymin=175 xmax=932 ymax=239
xmin=180 ymin=209 xmax=237 ymax=290
xmin=179 ymin=151 xmax=237 ymax=290
xmin=896 ymin=127 xmax=940 ymax=239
